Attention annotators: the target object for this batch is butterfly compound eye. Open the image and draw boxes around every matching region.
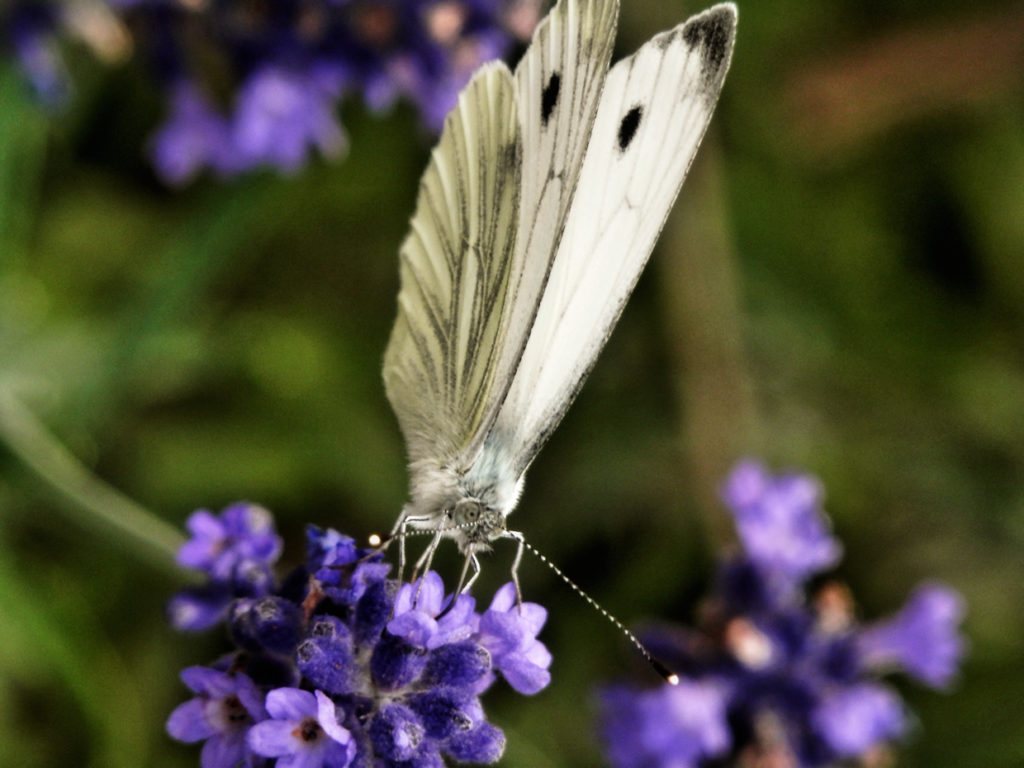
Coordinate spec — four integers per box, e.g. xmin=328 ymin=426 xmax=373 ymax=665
xmin=453 ymin=499 xmax=482 ymax=524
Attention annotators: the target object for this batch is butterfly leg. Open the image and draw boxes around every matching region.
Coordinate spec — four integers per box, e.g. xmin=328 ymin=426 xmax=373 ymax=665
xmin=458 ymin=553 xmax=484 ymax=594
xmin=393 ymin=506 xmax=436 ymax=584
xmin=506 ymin=530 xmax=526 ymax=610
xmin=390 ymin=506 xmax=414 ymax=583
xmin=411 ymin=527 xmax=441 ymax=577
xmin=453 ymin=552 xmax=474 ymax=595
xmin=409 ymin=528 xmax=444 ymax=604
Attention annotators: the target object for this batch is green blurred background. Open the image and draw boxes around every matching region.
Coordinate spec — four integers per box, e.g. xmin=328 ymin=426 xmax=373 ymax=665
xmin=1 ymin=0 xmax=1022 ymax=766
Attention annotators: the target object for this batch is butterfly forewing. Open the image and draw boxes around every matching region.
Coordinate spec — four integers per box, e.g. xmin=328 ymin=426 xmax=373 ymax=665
xmin=493 ymin=5 xmax=738 ymax=478
xmin=452 ymin=0 xmax=620 ymax=465
xmin=383 ymin=62 xmax=522 ymax=466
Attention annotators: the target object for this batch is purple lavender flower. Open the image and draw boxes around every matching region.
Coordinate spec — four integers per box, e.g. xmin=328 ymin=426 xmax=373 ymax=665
xmin=178 ymin=502 xmax=282 ymax=583
xmin=599 ymin=460 xmax=967 ymax=768
xmin=169 ymin=502 xmax=282 ymax=631
xmin=248 ymin=688 xmax=355 ymax=768
xmin=169 ymin=512 xmax=545 ymax=767
xmin=387 ymin=572 xmax=477 ymax=649
xmin=722 ymin=459 xmax=841 ymax=589
xmin=600 ymin=680 xmax=730 ymax=768
xmin=150 ymin=81 xmax=238 ymax=187
xmin=858 ymin=582 xmax=967 ymax=688
xmin=231 ymin=66 xmax=347 ymax=175
xmin=476 ymin=582 xmax=552 ymax=694
xmin=166 ymin=667 xmax=267 ymax=768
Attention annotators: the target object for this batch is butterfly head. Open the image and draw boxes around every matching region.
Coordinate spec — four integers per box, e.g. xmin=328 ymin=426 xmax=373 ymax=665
xmin=449 ymin=497 xmax=506 ymax=551
xmin=404 ymin=458 xmax=517 ymax=553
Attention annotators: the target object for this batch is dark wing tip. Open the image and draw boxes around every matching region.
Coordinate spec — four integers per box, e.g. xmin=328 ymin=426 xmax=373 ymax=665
xmin=682 ymin=3 xmax=738 ymax=88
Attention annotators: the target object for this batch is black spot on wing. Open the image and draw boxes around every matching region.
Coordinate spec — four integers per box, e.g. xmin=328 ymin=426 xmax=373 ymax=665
xmin=682 ymin=5 xmax=736 ymax=86
xmin=540 ymin=71 xmax=561 ymax=127
xmin=617 ymin=105 xmax=643 ymax=151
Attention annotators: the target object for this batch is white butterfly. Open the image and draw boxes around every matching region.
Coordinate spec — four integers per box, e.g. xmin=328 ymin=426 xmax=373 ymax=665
xmin=383 ymin=0 xmax=737 ymax=590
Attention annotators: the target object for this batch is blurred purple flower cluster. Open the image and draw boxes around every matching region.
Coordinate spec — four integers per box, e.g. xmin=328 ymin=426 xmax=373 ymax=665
xmin=599 ymin=460 xmax=967 ymax=768
xmin=1 ymin=0 xmax=541 ymax=184
xmin=167 ymin=503 xmax=551 ymax=768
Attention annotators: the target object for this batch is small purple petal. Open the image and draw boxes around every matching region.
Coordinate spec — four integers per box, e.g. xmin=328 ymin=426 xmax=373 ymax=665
xmin=265 ymin=687 xmax=318 ymax=721
xmin=476 ymin=586 xmax=551 ymax=694
xmin=315 ymin=691 xmax=352 ymax=746
xmin=151 ymin=82 xmax=237 ymax=187
xmin=388 ymin=610 xmax=439 ymax=648
xmin=722 ymin=460 xmax=841 ymax=585
xmin=388 ymin=572 xmax=477 ymax=649
xmin=600 ymin=680 xmax=730 ymax=768
xmin=231 ymin=66 xmax=347 ymax=175
xmin=496 ymin=654 xmax=551 ymax=695
xmin=431 ymin=597 xmax=478 ymax=648
xmin=813 ymin=683 xmax=906 ymax=757
xmin=167 ymin=699 xmax=215 ymax=743
xmin=180 ymin=666 xmax=228 ymax=696
xmin=487 ymin=582 xmax=516 ymax=613
xmin=859 ymin=582 xmax=967 ymax=688
xmin=247 ymin=719 xmax=299 ymax=758
xmin=180 ymin=511 xmax=224 ymax=561
xmin=199 ymin=733 xmax=248 ymax=768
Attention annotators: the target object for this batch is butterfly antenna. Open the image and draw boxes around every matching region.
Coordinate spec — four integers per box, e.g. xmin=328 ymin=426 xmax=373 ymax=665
xmin=518 ymin=538 xmax=679 ymax=686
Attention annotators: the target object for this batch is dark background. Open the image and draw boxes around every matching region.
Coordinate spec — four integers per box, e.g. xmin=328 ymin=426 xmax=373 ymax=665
xmin=1 ymin=1 xmax=1022 ymax=766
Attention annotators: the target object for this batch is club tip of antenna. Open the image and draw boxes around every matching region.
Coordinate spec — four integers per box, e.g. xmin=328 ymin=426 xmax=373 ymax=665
xmin=368 ymin=533 xmax=383 ymax=547
xmin=651 ymin=658 xmax=680 ymax=686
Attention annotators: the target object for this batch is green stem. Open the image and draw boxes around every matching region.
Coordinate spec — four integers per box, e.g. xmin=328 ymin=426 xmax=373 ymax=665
xmin=0 ymin=391 xmax=185 ymax=573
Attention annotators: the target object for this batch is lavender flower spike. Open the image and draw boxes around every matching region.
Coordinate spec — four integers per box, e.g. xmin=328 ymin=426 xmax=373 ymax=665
xmin=599 ymin=460 xmax=968 ymax=768
xmin=169 ymin=510 xmax=546 ymax=767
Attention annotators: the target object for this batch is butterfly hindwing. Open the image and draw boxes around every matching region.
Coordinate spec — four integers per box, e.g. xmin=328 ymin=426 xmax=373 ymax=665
xmin=493 ymin=4 xmax=738 ymax=477
xmin=383 ymin=62 xmax=521 ymax=466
